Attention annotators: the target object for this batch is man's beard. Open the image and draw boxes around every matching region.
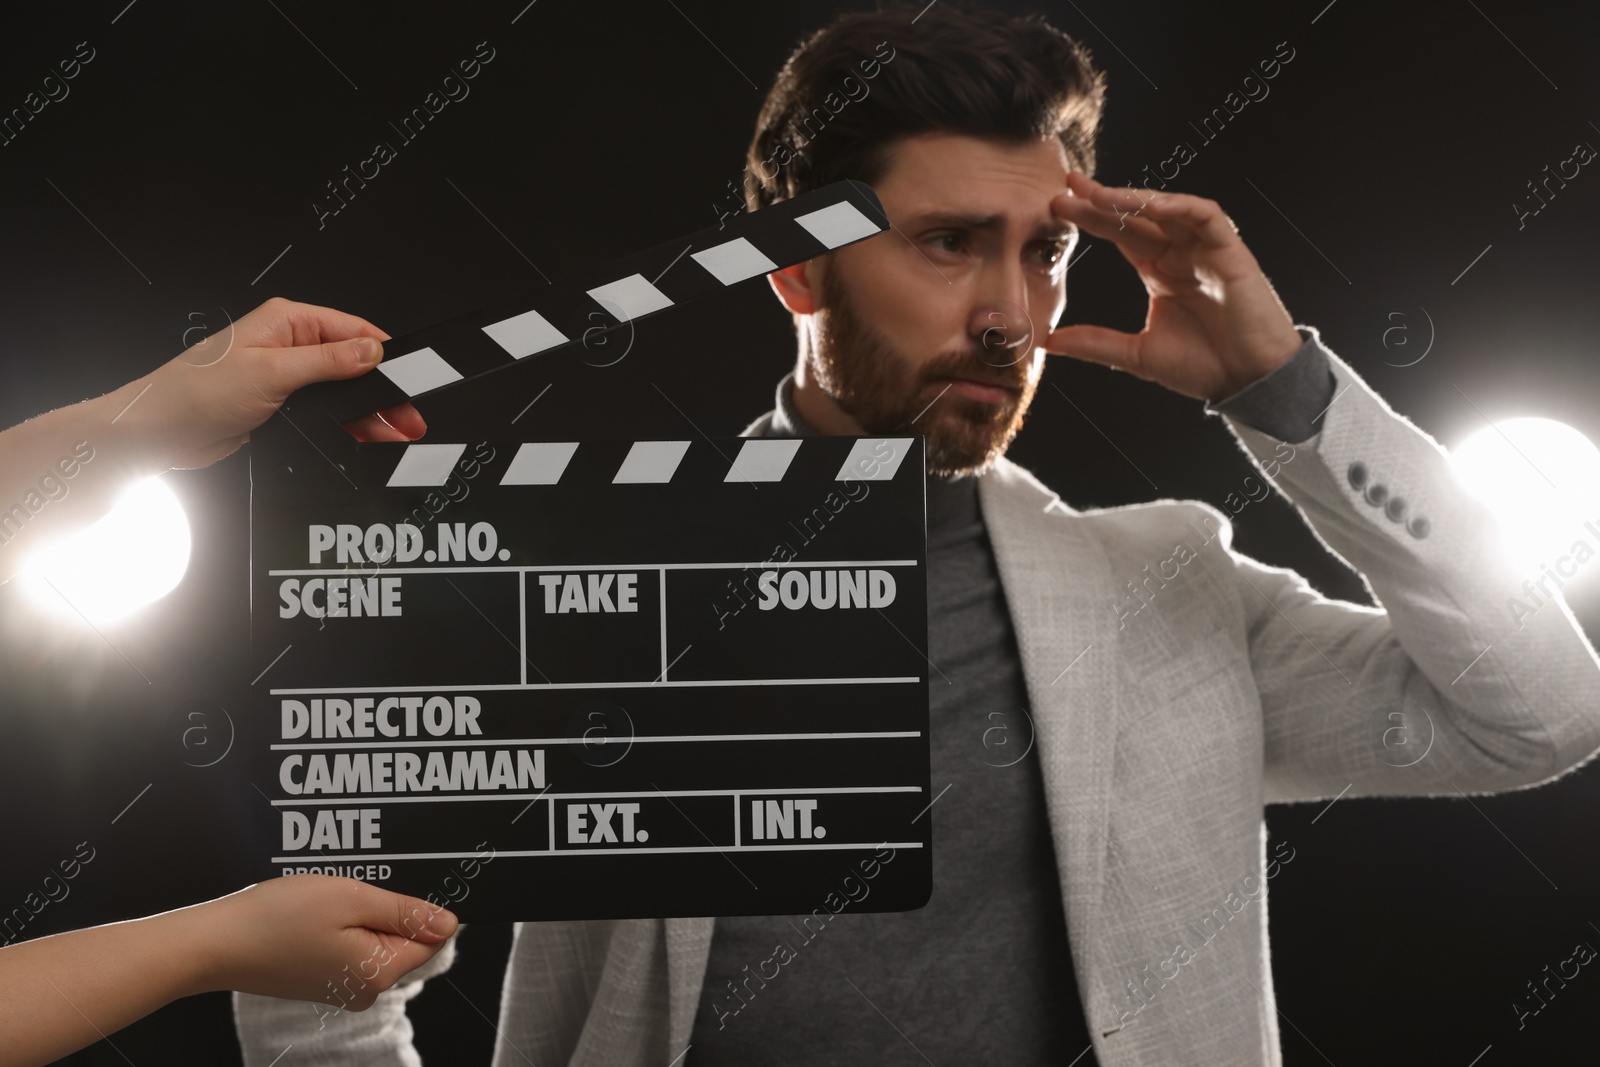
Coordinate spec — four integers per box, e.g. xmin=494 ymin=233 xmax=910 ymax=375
xmin=808 ymin=266 xmax=1040 ymax=477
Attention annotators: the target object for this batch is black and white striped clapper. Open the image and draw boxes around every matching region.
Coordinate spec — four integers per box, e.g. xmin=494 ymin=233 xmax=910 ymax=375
xmin=288 ymin=179 xmax=893 ymax=425
xmin=249 ymin=181 xmax=932 ymax=921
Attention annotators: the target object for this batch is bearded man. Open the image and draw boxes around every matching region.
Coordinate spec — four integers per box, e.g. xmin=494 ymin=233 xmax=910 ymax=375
xmin=235 ymin=4 xmax=1600 ymax=1065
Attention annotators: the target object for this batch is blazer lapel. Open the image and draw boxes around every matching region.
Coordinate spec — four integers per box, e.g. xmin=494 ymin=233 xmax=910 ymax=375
xmin=664 ymin=915 xmax=715 ymax=1054
xmin=977 ymin=458 xmax=1125 ymax=1035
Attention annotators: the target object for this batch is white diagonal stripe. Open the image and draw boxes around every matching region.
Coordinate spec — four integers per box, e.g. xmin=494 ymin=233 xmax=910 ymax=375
xmin=587 ymin=274 xmax=674 ymax=321
xmin=795 ymin=201 xmax=880 ymax=248
xmin=482 ymin=308 xmax=569 ymax=359
xmin=501 ymin=441 xmax=579 ymax=485
xmin=613 ymin=440 xmax=691 ymax=483
xmin=692 ymin=237 xmax=779 ymax=285
xmin=377 ymin=347 xmax=463 ymax=396
xmin=726 ymin=438 xmax=801 ymax=482
xmin=837 ymin=438 xmax=914 ymax=481
xmin=388 ymin=443 xmax=467 ymax=486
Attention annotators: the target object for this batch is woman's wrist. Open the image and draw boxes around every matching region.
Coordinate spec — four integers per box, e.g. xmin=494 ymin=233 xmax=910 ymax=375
xmin=83 ymin=375 xmax=176 ymax=477
xmin=171 ymin=896 xmax=240 ymax=996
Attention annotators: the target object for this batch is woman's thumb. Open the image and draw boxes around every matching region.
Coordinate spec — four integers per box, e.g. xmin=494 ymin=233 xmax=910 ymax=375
xmin=276 ymin=336 xmax=386 ymax=394
xmin=350 ymin=883 xmax=458 ymax=943
xmin=392 ymin=894 xmax=458 ymax=943
xmin=331 ymin=337 xmax=385 ymax=377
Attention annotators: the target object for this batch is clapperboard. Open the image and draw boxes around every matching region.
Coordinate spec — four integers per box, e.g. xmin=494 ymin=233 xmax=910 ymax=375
xmin=249 ymin=180 xmax=933 ymax=920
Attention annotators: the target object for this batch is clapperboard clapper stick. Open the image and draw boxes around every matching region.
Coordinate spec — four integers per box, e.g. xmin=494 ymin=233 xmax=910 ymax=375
xmin=285 ymin=179 xmax=893 ymax=427
xmin=250 ymin=180 xmax=932 ymax=920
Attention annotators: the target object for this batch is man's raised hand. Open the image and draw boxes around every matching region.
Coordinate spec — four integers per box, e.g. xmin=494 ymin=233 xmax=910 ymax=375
xmin=1045 ymin=172 xmax=1304 ymax=402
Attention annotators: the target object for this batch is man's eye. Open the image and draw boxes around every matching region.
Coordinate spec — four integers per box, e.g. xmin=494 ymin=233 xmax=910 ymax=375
xmin=929 ymin=234 xmax=963 ymax=254
xmin=1030 ymin=241 xmax=1069 ymax=265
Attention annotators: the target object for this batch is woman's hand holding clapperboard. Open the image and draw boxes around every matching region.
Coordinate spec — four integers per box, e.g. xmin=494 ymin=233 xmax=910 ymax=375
xmin=127 ymin=295 xmax=429 ymax=467
xmin=0 ymin=297 xmax=454 ymax=1067
xmin=0 ymin=298 xmax=422 ymax=584
xmin=0 ymin=875 xmax=458 ymax=1067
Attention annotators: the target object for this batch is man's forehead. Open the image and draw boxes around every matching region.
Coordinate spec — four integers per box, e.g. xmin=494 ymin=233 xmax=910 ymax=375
xmin=899 ymin=207 xmax=1076 ymax=239
xmin=879 ymin=133 xmax=1074 ymax=236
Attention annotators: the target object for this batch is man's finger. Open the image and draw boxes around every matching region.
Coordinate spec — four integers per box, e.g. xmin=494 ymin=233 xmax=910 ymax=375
xmin=1072 ymin=174 xmax=1238 ymax=251
xmin=1127 ymin=192 xmax=1241 ymax=249
xmin=1061 ymin=174 xmax=1230 ymax=254
xmin=1043 ymin=323 xmax=1144 ymax=375
xmin=1052 ymin=188 xmax=1168 ymax=261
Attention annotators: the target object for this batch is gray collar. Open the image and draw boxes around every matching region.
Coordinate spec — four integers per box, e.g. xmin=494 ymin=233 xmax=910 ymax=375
xmin=737 ymin=371 xmax=813 ymax=439
xmin=770 ymin=371 xmax=816 ymax=437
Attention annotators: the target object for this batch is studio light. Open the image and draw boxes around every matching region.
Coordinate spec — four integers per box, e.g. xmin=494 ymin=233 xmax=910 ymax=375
xmin=21 ymin=476 xmax=192 ymax=625
xmin=1450 ymin=417 xmax=1600 ymax=585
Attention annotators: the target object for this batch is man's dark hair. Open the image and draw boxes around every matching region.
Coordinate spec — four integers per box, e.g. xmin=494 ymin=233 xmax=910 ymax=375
xmin=744 ymin=1 xmax=1107 ymax=211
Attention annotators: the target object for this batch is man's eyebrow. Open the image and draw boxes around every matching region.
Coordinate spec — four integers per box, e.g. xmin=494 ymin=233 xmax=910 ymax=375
xmin=908 ymin=211 xmax=1077 ymax=239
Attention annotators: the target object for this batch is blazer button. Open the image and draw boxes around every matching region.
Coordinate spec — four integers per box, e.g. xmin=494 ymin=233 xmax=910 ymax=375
xmin=1385 ymin=496 xmax=1407 ymax=522
xmin=1408 ymin=515 xmax=1431 ymax=539
xmin=1364 ymin=482 xmax=1388 ymax=507
xmin=1347 ymin=461 xmax=1368 ymax=489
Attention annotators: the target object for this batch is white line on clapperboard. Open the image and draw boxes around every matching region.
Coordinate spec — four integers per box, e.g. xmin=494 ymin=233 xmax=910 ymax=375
xmin=271 ymin=785 xmax=924 ymax=806
xmin=272 ymin=842 xmax=928 ymax=864
xmin=270 ymin=677 xmax=919 ymax=694
xmin=267 ymin=560 xmax=920 ymax=575
xmin=272 ymin=560 xmax=920 ymax=680
xmin=271 ymin=730 xmax=923 ymax=750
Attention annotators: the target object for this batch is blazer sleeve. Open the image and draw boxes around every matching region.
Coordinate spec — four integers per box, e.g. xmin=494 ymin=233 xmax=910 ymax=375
xmin=232 ymin=931 xmax=459 ymax=1067
xmin=1212 ymin=328 xmax=1600 ymax=804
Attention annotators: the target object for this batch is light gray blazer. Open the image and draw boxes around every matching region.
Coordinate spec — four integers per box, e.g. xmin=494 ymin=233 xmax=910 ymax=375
xmin=236 ymin=347 xmax=1600 ymax=1066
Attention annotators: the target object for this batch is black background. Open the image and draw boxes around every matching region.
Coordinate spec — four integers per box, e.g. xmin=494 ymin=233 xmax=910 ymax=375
xmin=2 ymin=0 xmax=1599 ymax=1063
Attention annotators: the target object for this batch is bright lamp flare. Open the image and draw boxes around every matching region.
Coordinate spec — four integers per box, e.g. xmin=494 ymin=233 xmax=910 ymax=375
xmin=1450 ymin=417 xmax=1600 ymax=583
xmin=21 ymin=476 xmax=192 ymax=625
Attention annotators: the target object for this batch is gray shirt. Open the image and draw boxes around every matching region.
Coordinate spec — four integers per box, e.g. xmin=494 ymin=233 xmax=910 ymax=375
xmin=688 ymin=337 xmax=1333 ymax=1065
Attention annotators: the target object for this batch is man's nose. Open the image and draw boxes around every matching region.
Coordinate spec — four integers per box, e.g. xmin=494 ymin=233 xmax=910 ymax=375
xmin=969 ymin=262 xmax=1034 ymax=367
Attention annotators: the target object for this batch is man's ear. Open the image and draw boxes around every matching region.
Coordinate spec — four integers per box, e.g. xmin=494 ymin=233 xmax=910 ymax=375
xmin=767 ymin=261 xmax=821 ymax=316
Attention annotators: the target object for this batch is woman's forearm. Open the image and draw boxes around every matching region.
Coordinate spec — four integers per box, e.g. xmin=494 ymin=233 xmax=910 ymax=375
xmin=0 ymin=906 xmax=211 ymax=1067
xmin=0 ymin=874 xmax=457 ymax=1067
